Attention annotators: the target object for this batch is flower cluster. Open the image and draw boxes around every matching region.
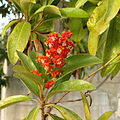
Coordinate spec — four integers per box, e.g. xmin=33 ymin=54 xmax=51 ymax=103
xmin=31 ymin=30 xmax=74 ymax=89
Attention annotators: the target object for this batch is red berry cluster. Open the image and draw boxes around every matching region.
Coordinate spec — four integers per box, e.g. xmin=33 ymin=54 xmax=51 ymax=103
xmin=31 ymin=30 xmax=74 ymax=89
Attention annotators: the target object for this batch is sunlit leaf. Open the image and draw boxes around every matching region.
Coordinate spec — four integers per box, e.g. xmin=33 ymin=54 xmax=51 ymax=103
xmin=80 ymin=92 xmax=91 ymax=120
xmin=88 ymin=32 xmax=99 ymax=56
xmin=75 ymin=0 xmax=88 ymax=8
xmin=60 ymin=8 xmax=88 ymax=18
xmin=52 ymin=105 xmax=83 ymax=120
xmin=98 ymin=111 xmax=115 ymax=120
xmin=7 ymin=22 xmax=31 ymax=65
xmin=0 ymin=95 xmax=33 ymax=110
xmin=27 ymin=107 xmax=39 ymax=120
xmin=48 ymin=79 xmax=95 ymax=98
xmin=2 ymin=19 xmax=20 ymax=39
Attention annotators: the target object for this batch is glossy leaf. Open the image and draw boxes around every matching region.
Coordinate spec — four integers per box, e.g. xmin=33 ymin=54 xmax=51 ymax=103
xmin=104 ymin=0 xmax=120 ymax=22
xmin=49 ymin=114 xmax=64 ymax=120
xmin=17 ymin=51 xmax=36 ymax=71
xmin=28 ymin=50 xmax=44 ymax=73
xmin=75 ymin=0 xmax=88 ymax=8
xmin=48 ymin=79 xmax=95 ymax=98
xmin=98 ymin=111 xmax=115 ymax=120
xmin=59 ymin=54 xmax=101 ymax=79
xmin=87 ymin=0 xmax=120 ymax=35
xmin=27 ymin=107 xmax=39 ymax=120
xmin=60 ymin=8 xmax=88 ymax=18
xmin=44 ymin=5 xmax=61 ymax=19
xmin=2 ymin=19 xmax=20 ymax=39
xmin=14 ymin=73 xmax=40 ymax=97
xmin=101 ymin=17 xmax=120 ymax=77
xmin=70 ymin=18 xmax=87 ymax=42
xmin=0 ymin=95 xmax=33 ymax=110
xmin=7 ymin=22 xmax=31 ymax=65
xmin=52 ymin=105 xmax=83 ymax=120
xmin=80 ymin=92 xmax=91 ymax=120
xmin=88 ymin=32 xmax=99 ymax=56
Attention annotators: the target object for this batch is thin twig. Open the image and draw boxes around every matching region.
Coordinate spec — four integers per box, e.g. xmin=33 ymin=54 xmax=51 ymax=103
xmin=6 ymin=0 xmax=20 ymax=17
xmin=55 ymin=92 xmax=69 ymax=104
xmin=83 ymin=51 xmax=120 ymax=80
xmin=89 ymin=75 xmax=110 ymax=93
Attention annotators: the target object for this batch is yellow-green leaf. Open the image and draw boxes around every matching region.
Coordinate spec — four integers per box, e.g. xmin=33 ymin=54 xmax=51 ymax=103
xmin=88 ymin=32 xmax=99 ymax=56
xmin=98 ymin=111 xmax=115 ymax=120
xmin=0 ymin=95 xmax=33 ymax=110
xmin=52 ymin=105 xmax=83 ymax=120
xmin=7 ymin=22 xmax=31 ymax=65
xmin=80 ymin=92 xmax=91 ymax=120
xmin=27 ymin=107 xmax=39 ymax=120
xmin=2 ymin=19 xmax=20 ymax=39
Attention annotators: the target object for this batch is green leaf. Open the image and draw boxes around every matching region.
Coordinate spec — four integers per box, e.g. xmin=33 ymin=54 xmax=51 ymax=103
xmin=104 ymin=0 xmax=120 ymax=22
xmin=60 ymin=8 xmax=88 ymax=18
xmin=31 ymin=6 xmax=46 ymax=18
xmin=88 ymin=32 xmax=99 ymax=56
xmin=70 ymin=18 xmax=87 ymax=42
xmin=89 ymin=0 xmax=100 ymax=4
xmin=27 ymin=107 xmax=39 ymax=120
xmin=35 ymin=20 xmax=54 ymax=33
xmin=0 ymin=95 xmax=33 ymax=110
xmin=80 ymin=92 xmax=91 ymax=120
xmin=54 ymin=73 xmax=71 ymax=87
xmin=49 ymin=114 xmax=64 ymax=120
xmin=20 ymin=0 xmax=36 ymax=15
xmin=7 ymin=22 xmax=31 ymax=65
xmin=48 ymin=80 xmax=95 ymax=98
xmin=98 ymin=111 xmax=115 ymax=120
xmin=75 ymin=0 xmax=88 ymax=8
xmin=14 ymin=73 xmax=40 ymax=97
xmin=44 ymin=5 xmax=61 ymax=20
xmin=52 ymin=105 xmax=83 ymax=120
xmin=10 ymin=0 xmax=22 ymax=12
xmin=111 ymin=62 xmax=120 ymax=77
xmin=13 ymin=65 xmax=43 ymax=88
xmin=28 ymin=50 xmax=44 ymax=73
xmin=2 ymin=19 xmax=20 ymax=39
xmin=47 ymin=0 xmax=54 ymax=5
xmin=87 ymin=0 xmax=120 ymax=35
xmin=60 ymin=54 xmax=101 ymax=79
xmin=101 ymin=16 xmax=120 ymax=77
xmin=12 ymin=65 xmax=28 ymax=73
xmin=17 ymin=51 xmax=36 ymax=71
xmin=51 ymin=0 xmax=60 ymax=5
